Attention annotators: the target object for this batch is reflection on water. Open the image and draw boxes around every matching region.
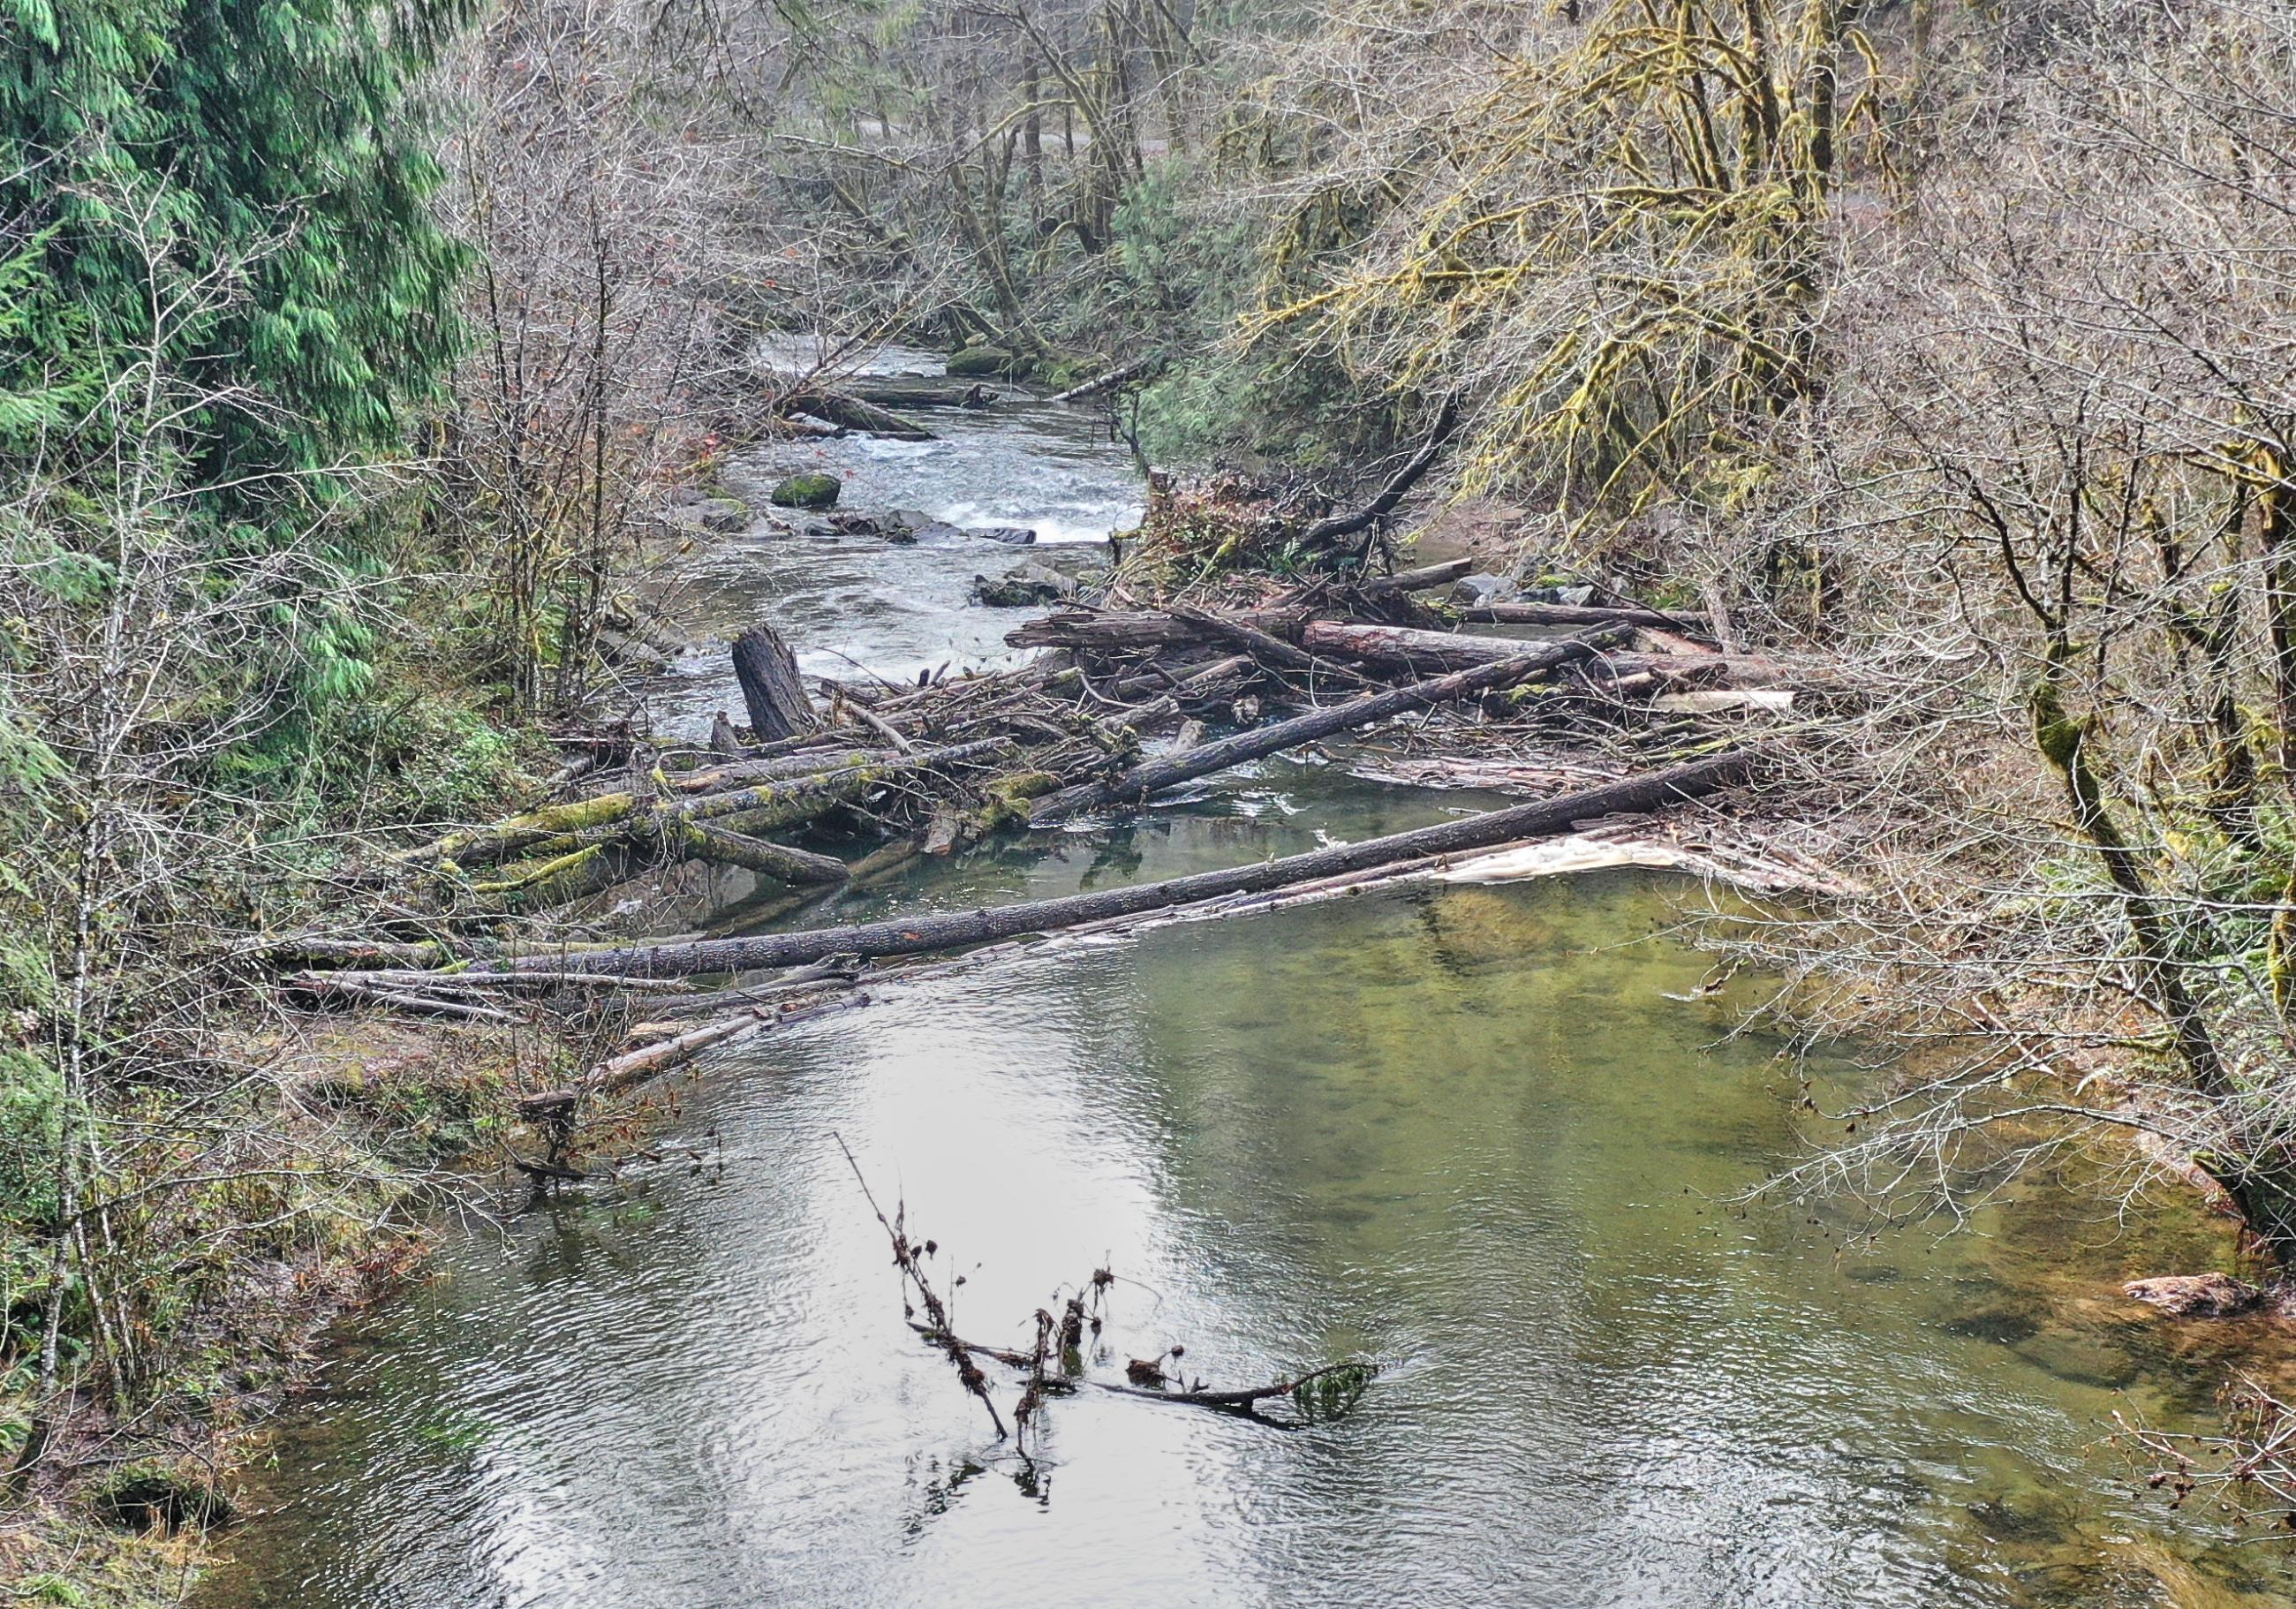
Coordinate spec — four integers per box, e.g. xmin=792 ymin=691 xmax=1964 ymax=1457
xmin=204 ymin=841 xmax=2293 ymax=1609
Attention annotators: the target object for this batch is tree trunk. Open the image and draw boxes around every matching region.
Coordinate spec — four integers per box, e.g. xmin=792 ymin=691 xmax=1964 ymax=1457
xmin=732 ymin=625 xmax=820 ymax=744
xmin=502 ymin=752 xmax=1749 ymax=978
xmin=782 ymin=389 xmax=937 ymax=441
xmin=661 ymin=818 xmax=850 ymax=885
xmin=1459 ymin=601 xmax=1704 ymax=631
xmin=1030 ymin=630 xmax=1622 ymax=824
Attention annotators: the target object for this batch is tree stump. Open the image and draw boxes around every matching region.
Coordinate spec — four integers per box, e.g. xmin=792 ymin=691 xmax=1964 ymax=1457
xmin=731 ymin=625 xmax=820 ymax=744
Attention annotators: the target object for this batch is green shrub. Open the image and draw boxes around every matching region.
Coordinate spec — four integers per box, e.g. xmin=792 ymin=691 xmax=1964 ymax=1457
xmin=321 ymin=691 xmax=536 ymax=828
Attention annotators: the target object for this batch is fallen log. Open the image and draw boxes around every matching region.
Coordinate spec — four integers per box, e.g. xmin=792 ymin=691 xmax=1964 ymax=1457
xmin=675 ymin=738 xmax=1016 ymax=831
xmin=1302 ymin=620 xmax=1790 ymax=685
xmin=823 ymin=681 xmax=917 ymax=753
xmin=393 ymin=790 xmax=639 ymax=869
xmin=1300 ymin=619 xmax=1549 ymax=676
xmin=585 ymin=989 xmax=863 ymax=1096
xmin=492 ymin=752 xmax=1750 ymax=978
xmin=1045 ymin=352 xmax=1158 ymax=404
xmin=1167 ymin=607 xmax=1368 ymax=689
xmin=845 ymin=380 xmax=996 ymax=411
xmin=732 ymin=625 xmax=821 ymax=744
xmin=664 ymin=819 xmax=850 ymax=885
xmin=283 ymin=972 xmax=520 ymax=1024
xmin=1458 ymin=601 xmax=1705 ymax=631
xmin=666 ymin=747 xmax=895 ymax=795
xmin=1361 ymin=558 xmax=1474 ymax=598
xmin=1028 ymin=629 xmax=1622 ymax=824
xmin=1107 ymin=653 xmax=1258 ymax=729
xmin=780 ymin=389 xmax=936 ymax=441
xmin=1007 ymin=608 xmax=1303 ymax=653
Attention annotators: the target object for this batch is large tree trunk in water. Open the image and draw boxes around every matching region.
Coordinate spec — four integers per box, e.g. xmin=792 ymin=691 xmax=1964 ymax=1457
xmin=1301 ymin=620 xmax=1795 ymax=686
xmin=733 ymin=626 xmax=820 ymax=744
xmin=781 ymin=389 xmax=936 ymax=441
xmin=497 ymin=752 xmax=1750 ymax=978
xmin=1029 ymin=630 xmax=1622 ymax=824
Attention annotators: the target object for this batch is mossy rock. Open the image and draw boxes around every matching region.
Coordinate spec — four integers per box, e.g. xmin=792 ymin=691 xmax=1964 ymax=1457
xmin=945 ymin=345 xmax=1016 ymax=378
xmin=90 ymin=1461 xmax=235 ymax=1533
xmin=768 ymin=472 xmax=841 ymax=510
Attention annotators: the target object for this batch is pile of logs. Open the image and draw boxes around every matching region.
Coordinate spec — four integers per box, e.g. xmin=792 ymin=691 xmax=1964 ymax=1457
xmin=363 ymin=561 xmax=1799 ymax=921
xmin=268 ymin=560 xmax=1814 ymax=1142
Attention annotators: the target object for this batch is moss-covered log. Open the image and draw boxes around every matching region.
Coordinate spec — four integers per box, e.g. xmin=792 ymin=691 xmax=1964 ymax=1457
xmin=487 ymin=753 xmax=1751 ymax=978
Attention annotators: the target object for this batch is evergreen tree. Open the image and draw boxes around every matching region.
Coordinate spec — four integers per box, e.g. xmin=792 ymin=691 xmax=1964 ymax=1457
xmin=0 ymin=0 xmax=470 ymax=546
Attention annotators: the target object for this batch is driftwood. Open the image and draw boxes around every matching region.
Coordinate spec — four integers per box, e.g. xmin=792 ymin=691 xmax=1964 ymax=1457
xmin=1028 ymin=629 xmax=1622 ymax=824
xmin=732 ymin=625 xmax=821 ymax=743
xmin=1046 ymin=352 xmax=1158 ymax=404
xmin=841 ymin=1137 xmax=1009 ymax=1438
xmin=781 ymin=389 xmax=936 ymax=441
xmin=1007 ymin=608 xmax=1303 ymax=653
xmin=846 ymin=381 xmax=996 ymax=412
xmin=910 ymin=1321 xmax=1372 ymax=1425
xmin=1361 ymin=558 xmax=1474 ymax=598
xmin=305 ymin=573 xmax=1808 ymax=964
xmin=663 ymin=819 xmax=849 ymax=886
xmin=493 ymin=752 xmax=1749 ymax=978
xmin=1459 ymin=601 xmax=1705 ymax=631
xmin=667 ymin=747 xmax=896 ymax=795
xmin=1301 ymin=620 xmax=1791 ymax=686
xmin=586 ymin=989 xmax=864 ymax=1097
xmin=1301 ymin=619 xmax=1550 ymax=676
xmin=1167 ymin=606 xmax=1370 ymax=689
xmin=1108 ymin=653 xmax=1258 ymax=729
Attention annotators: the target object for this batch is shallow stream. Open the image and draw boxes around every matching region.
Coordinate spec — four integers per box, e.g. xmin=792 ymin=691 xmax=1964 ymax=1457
xmin=201 ymin=352 xmax=2296 ymax=1609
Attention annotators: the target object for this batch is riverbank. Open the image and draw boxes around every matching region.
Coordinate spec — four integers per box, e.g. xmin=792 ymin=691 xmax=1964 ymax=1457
xmin=0 ymin=1015 xmax=543 ymax=1602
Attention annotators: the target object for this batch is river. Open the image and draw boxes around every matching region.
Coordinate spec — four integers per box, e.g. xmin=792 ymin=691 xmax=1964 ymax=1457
xmin=200 ymin=355 xmax=2296 ymax=1609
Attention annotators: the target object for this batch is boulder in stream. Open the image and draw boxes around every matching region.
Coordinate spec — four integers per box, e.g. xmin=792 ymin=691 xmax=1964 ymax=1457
xmin=946 ymin=344 xmax=1018 ymax=378
xmin=971 ymin=525 xmax=1038 ymax=546
xmin=2122 ymin=1272 xmax=2265 ymax=1318
xmin=769 ymin=472 xmax=842 ymax=510
xmin=705 ymin=499 xmax=752 ymax=533
xmin=970 ymin=562 xmax=1076 ymax=608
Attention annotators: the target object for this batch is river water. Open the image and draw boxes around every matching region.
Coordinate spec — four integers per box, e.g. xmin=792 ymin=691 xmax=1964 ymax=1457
xmin=203 ymin=357 xmax=2296 ymax=1609
xmin=641 ymin=344 xmax=1143 ymax=738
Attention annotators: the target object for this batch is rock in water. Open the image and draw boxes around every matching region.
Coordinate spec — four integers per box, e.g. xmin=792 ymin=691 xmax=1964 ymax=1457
xmin=2123 ymin=1272 xmax=2264 ymax=1318
xmin=769 ymin=472 xmax=841 ymax=510
xmin=709 ymin=710 xmax=743 ymax=756
xmin=970 ymin=562 xmax=1076 ymax=608
xmin=946 ymin=344 xmax=1016 ymax=378
xmin=970 ymin=525 xmax=1037 ymax=546
xmin=698 ymin=496 xmax=750 ymax=533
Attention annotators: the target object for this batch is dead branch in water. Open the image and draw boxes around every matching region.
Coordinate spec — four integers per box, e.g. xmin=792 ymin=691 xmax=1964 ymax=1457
xmin=836 ymin=1134 xmax=1008 ymax=1439
xmin=912 ymin=1320 xmax=1376 ymax=1427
